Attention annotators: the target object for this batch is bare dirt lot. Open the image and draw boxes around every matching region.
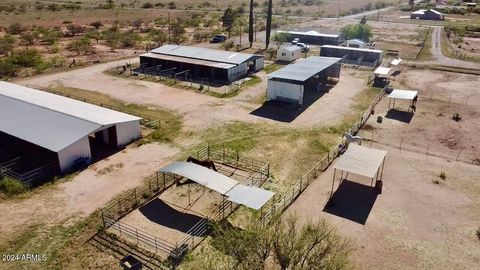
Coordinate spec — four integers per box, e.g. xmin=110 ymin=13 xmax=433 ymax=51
xmin=286 ymin=143 xmax=480 ymax=270
xmin=18 ymin=59 xmax=370 ymax=130
xmin=0 ymin=143 xmax=179 ymax=242
xmin=357 ymin=69 xmax=480 ymax=164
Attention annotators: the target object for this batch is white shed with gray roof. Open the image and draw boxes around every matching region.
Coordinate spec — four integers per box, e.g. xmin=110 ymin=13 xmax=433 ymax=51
xmin=277 ymin=45 xmax=302 ymax=62
xmin=0 ymin=82 xmax=142 ymax=174
xmin=266 ymin=56 xmax=342 ymax=106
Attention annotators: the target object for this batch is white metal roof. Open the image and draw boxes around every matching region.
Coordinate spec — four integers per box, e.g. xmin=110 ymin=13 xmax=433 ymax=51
xmin=0 ymin=82 xmax=141 ymax=125
xmin=140 ymin=52 xmax=236 ymax=69
xmin=0 ymin=82 xmax=141 ymax=152
xmin=225 ymin=185 xmax=275 ymax=210
xmin=429 ymin=9 xmax=443 ymax=15
xmin=374 ymin=66 xmax=391 ymax=75
xmin=150 ymin=45 xmax=260 ymax=65
xmin=321 ymin=45 xmax=384 ymax=54
xmin=391 ymin=58 xmax=402 ymax=66
xmin=280 ymin=45 xmax=301 ymax=52
xmin=268 ymin=56 xmax=342 ymax=82
xmin=347 ymin=39 xmax=365 ymax=44
xmin=388 ymin=89 xmax=418 ymax=100
xmin=158 ymin=162 xmax=275 ymax=210
xmin=412 ymin=9 xmax=427 ymax=15
xmin=277 ymin=30 xmax=340 ymax=38
xmin=159 ymin=162 xmax=238 ymax=195
xmin=334 ymin=144 xmax=387 ymax=179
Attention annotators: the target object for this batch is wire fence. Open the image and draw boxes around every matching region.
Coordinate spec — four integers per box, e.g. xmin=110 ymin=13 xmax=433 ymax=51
xmin=26 ymin=84 xmax=161 ymax=127
xmin=101 ymin=144 xmax=270 ymax=259
xmin=260 ymin=89 xmax=386 ymax=225
xmin=0 ymin=158 xmax=59 ymax=186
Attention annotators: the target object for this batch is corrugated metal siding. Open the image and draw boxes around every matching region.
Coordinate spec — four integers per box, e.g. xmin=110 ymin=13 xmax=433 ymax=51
xmin=255 ymin=57 xmax=264 ymax=71
xmin=57 ymin=137 xmax=91 ymax=173
xmin=267 ymin=80 xmax=304 ymax=104
xmin=277 ymin=48 xmax=301 ymax=62
xmin=116 ymin=120 xmax=142 ymax=147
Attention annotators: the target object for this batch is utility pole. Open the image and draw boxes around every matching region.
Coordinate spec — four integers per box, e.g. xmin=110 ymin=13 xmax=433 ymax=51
xmin=254 ymin=13 xmax=257 ymax=41
xmin=168 ymin=12 xmax=171 ymax=44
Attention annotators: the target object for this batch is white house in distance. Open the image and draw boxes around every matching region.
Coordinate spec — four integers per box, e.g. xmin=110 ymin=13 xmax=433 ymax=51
xmin=346 ymin=39 xmax=366 ymax=48
xmin=0 ymin=82 xmax=142 ymax=178
xmin=277 ymin=45 xmax=302 ymax=62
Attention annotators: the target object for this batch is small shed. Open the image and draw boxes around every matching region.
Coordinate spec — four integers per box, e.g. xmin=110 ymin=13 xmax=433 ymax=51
xmin=277 ymin=45 xmax=302 ymax=62
xmin=346 ymin=39 xmax=366 ymax=48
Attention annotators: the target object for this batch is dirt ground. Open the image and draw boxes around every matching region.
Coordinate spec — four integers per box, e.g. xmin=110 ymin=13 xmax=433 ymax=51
xmin=286 ymin=142 xmax=480 ymax=270
xmin=357 ymin=69 xmax=480 ymax=164
xmin=18 ymin=59 xmax=369 ymax=130
xmin=115 ymin=162 xmax=255 ymax=249
xmin=0 ymin=143 xmax=179 ymax=242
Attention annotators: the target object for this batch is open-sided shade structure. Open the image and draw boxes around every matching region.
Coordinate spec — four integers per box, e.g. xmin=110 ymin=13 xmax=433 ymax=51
xmin=159 ymin=162 xmax=274 ymax=210
xmin=334 ymin=144 xmax=387 ymax=179
xmin=374 ymin=66 xmax=391 ymax=76
xmin=330 ymin=144 xmax=387 ymax=198
xmin=388 ymin=89 xmax=418 ymax=112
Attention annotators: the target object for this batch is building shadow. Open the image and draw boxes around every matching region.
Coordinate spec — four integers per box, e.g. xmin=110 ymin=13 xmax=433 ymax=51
xmin=250 ymin=88 xmax=329 ymax=123
xmin=139 ymin=198 xmax=206 ymax=235
xmin=391 ymin=70 xmax=401 ymax=77
xmin=323 ymin=180 xmax=378 ymax=225
xmin=385 ymin=109 xmax=414 ymax=123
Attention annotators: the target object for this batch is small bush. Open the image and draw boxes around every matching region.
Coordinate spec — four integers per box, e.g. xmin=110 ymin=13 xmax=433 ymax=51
xmin=0 ymin=177 xmax=28 ymax=196
xmin=476 ymin=227 xmax=480 ymax=240
xmin=142 ymin=2 xmax=153 ymax=9
xmin=440 ymin=172 xmax=446 ymax=180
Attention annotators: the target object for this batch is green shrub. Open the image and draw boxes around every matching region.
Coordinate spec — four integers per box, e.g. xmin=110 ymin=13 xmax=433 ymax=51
xmin=0 ymin=177 xmax=28 ymax=196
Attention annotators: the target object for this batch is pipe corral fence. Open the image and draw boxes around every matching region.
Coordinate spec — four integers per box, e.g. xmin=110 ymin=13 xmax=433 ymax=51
xmin=98 ymin=86 xmax=386 ymax=265
xmin=100 ymin=145 xmax=270 ymax=259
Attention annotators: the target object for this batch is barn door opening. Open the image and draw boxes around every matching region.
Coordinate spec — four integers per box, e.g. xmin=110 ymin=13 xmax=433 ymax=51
xmin=107 ymin=126 xmax=118 ymax=148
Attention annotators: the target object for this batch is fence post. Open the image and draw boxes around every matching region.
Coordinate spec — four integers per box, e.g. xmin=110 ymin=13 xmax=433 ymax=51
xmin=136 ymin=228 xmax=139 ymax=244
xmin=163 ymin=172 xmax=166 ymax=189
xmin=134 ymin=189 xmax=137 ymax=205
xmin=207 ymin=144 xmax=210 ymax=159
xmin=155 ymin=236 xmax=158 ymax=253
xmin=156 ymin=172 xmax=159 ymax=190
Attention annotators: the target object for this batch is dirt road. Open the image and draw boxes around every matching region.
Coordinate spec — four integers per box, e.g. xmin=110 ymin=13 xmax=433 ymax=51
xmin=18 ymin=60 xmax=368 ymax=130
xmin=0 ymin=143 xmax=179 ymax=241
xmin=430 ymin=26 xmax=480 ymax=70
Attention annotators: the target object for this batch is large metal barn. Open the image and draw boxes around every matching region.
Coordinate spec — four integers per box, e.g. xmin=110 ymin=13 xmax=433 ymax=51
xmin=320 ymin=45 xmax=384 ymax=67
xmin=139 ymin=45 xmax=264 ymax=83
xmin=0 ymin=82 xmax=141 ymax=185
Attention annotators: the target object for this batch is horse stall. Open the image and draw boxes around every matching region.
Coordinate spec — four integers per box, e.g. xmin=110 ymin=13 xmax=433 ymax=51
xmin=103 ymin=146 xmax=272 ymax=259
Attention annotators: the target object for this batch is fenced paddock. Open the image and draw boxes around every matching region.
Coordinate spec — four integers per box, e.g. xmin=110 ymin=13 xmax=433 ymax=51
xmin=101 ymin=145 xmax=270 ymax=259
xmin=260 ymin=89 xmax=385 ymax=225
xmin=107 ymin=63 xmax=249 ymax=97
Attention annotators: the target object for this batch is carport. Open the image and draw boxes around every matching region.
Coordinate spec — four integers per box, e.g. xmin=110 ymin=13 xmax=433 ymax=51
xmin=330 ymin=144 xmax=387 ymax=199
xmin=388 ymin=89 xmax=418 ymax=112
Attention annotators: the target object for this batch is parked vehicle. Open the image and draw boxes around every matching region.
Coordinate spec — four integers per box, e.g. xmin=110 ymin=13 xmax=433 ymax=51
xmin=210 ymin=35 xmax=227 ymax=43
xmin=291 ymin=38 xmax=300 ymax=45
xmin=295 ymin=42 xmax=310 ymax=52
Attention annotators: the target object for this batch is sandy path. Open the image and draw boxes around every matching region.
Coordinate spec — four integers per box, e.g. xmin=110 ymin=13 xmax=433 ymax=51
xmin=430 ymin=26 xmax=480 ymax=70
xmin=18 ymin=61 xmax=367 ymax=130
xmin=286 ymin=143 xmax=480 ymax=270
xmin=0 ymin=143 xmax=179 ymax=241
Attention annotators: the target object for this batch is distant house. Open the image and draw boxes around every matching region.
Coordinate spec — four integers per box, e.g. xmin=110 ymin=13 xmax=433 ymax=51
xmin=346 ymin=39 xmax=366 ymax=48
xmin=276 ymin=30 xmax=343 ymax=46
xmin=410 ymin=9 xmax=445 ymax=20
xmin=277 ymin=45 xmax=302 ymax=62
